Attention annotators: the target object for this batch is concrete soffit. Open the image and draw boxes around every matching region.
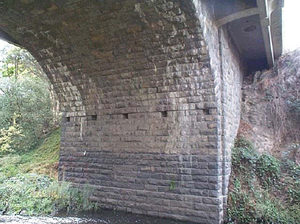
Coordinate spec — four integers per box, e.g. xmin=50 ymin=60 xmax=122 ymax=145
xmin=216 ymin=0 xmax=284 ymax=68
xmin=216 ymin=8 xmax=260 ymax=27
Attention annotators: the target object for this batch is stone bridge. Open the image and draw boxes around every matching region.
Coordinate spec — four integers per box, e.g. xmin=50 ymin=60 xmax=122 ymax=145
xmin=0 ymin=0 xmax=283 ymax=223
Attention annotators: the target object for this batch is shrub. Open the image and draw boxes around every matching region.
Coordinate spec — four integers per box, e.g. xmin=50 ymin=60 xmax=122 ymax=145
xmin=232 ymin=138 xmax=258 ymax=173
xmin=227 ymin=178 xmax=257 ymax=224
xmin=227 ymin=138 xmax=300 ymax=224
xmin=0 ymin=173 xmax=97 ymax=215
xmin=256 ymin=153 xmax=280 ymax=188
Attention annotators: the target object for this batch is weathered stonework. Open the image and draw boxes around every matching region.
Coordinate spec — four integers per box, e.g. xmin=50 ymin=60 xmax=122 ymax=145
xmin=0 ymin=1 xmax=246 ymax=223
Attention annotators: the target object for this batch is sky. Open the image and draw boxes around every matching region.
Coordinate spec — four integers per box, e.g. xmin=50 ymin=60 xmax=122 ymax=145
xmin=0 ymin=39 xmax=8 ymax=56
xmin=283 ymin=0 xmax=300 ymax=51
xmin=0 ymin=0 xmax=299 ymax=52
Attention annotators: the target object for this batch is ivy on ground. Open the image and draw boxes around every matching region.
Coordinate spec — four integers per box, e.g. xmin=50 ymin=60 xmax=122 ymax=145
xmin=227 ymin=138 xmax=300 ymax=224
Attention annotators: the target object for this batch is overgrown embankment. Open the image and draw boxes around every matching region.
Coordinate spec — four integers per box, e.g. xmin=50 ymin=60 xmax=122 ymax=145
xmin=0 ymin=128 xmax=61 ymax=179
xmin=228 ymin=49 xmax=300 ymax=223
xmin=227 ymin=138 xmax=300 ymax=224
xmin=0 ymin=128 xmax=97 ymax=216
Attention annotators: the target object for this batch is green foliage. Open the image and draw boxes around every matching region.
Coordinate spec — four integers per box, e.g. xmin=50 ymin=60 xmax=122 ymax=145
xmin=227 ymin=138 xmax=300 ymax=224
xmin=19 ymin=128 xmax=61 ymax=178
xmin=0 ymin=121 xmax=23 ymax=153
xmin=232 ymin=138 xmax=280 ymax=189
xmin=48 ymin=181 xmax=98 ymax=213
xmin=283 ymin=161 xmax=300 ymax=205
xmin=288 ymin=161 xmax=300 ymax=180
xmin=0 ymin=44 xmax=94 ymax=217
xmin=232 ymin=138 xmax=257 ymax=170
xmin=0 ymin=173 xmax=53 ymax=215
xmin=0 ymin=173 xmax=97 ymax=216
xmin=169 ymin=180 xmax=176 ymax=190
xmin=0 ymin=45 xmax=56 ymax=153
xmin=288 ymin=182 xmax=300 ymax=205
xmin=256 ymin=154 xmax=280 ymax=188
xmin=227 ymin=178 xmax=256 ymax=224
xmin=254 ymin=194 xmax=300 ymax=224
xmin=0 ymin=154 xmax=21 ymax=178
xmin=0 ymin=128 xmax=61 ymax=179
xmin=0 ymin=128 xmax=98 ymax=216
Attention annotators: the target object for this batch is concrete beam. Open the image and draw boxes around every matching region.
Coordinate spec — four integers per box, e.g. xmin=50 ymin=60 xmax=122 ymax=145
xmin=270 ymin=0 xmax=284 ymax=59
xmin=216 ymin=7 xmax=260 ymax=27
xmin=216 ymin=0 xmax=283 ymax=68
xmin=257 ymin=0 xmax=284 ymax=66
xmin=257 ymin=0 xmax=275 ymax=67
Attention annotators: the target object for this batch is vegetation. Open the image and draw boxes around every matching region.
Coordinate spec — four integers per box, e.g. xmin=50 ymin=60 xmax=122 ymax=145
xmin=0 ymin=46 xmax=57 ymax=153
xmin=0 ymin=173 xmax=97 ymax=216
xmin=0 ymin=124 xmax=98 ymax=216
xmin=227 ymin=138 xmax=300 ymax=224
xmin=0 ymin=45 xmax=97 ymax=216
xmin=0 ymin=128 xmax=61 ymax=179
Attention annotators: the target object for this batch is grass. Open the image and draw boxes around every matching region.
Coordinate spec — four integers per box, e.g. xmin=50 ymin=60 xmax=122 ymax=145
xmin=0 ymin=173 xmax=98 ymax=215
xmin=0 ymin=128 xmax=61 ymax=179
xmin=0 ymin=128 xmax=98 ymax=216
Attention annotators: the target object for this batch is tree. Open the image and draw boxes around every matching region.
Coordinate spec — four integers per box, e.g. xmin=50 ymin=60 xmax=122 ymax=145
xmin=0 ymin=45 xmax=59 ymax=153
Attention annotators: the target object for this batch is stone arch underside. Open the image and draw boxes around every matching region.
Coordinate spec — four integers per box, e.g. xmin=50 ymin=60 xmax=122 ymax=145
xmin=0 ymin=1 xmax=232 ymax=223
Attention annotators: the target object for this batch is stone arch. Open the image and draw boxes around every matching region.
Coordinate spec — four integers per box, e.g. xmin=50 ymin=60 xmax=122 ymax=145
xmin=0 ymin=1 xmax=229 ymax=223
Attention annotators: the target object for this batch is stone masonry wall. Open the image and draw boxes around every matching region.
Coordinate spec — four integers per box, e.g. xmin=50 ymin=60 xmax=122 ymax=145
xmin=194 ymin=0 xmax=245 ymax=219
xmin=218 ymin=27 xmax=244 ymax=207
xmin=0 ymin=0 xmax=244 ymax=223
xmin=193 ymin=0 xmax=245 ymax=219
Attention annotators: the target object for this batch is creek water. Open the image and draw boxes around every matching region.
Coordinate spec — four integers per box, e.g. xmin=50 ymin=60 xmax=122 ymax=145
xmin=0 ymin=209 xmax=195 ymax=224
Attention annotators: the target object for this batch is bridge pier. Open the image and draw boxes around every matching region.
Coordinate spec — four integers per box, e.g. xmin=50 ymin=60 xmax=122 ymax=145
xmin=0 ymin=0 xmax=282 ymax=223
